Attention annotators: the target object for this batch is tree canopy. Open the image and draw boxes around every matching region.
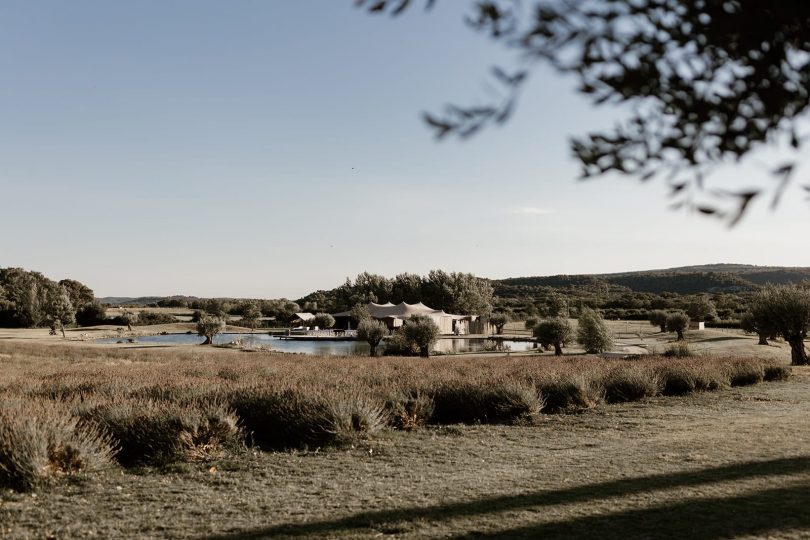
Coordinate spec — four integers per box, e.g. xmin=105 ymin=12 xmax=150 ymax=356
xmin=533 ymin=317 xmax=572 ymax=355
xmin=576 ymin=307 xmax=613 ymax=353
xmin=301 ymin=270 xmax=494 ymax=315
xmin=403 ymin=314 xmax=441 ymax=357
xmin=357 ymin=319 xmax=388 ymax=357
xmin=359 ymin=0 xmax=810 ymax=223
xmin=750 ymin=284 xmax=810 ymax=365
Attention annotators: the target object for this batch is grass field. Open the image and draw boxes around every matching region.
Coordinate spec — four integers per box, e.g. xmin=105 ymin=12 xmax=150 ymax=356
xmin=0 ymin=336 xmax=807 ymax=538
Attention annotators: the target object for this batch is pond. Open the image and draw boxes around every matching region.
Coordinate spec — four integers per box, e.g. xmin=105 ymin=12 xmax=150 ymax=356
xmin=95 ymin=333 xmax=538 ymax=356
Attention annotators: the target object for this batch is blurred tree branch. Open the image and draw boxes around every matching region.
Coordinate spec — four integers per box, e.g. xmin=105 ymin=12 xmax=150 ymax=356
xmin=357 ymin=0 xmax=810 ymax=224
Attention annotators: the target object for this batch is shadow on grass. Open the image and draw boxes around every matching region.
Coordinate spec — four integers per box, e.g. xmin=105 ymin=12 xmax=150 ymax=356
xmin=692 ymin=336 xmax=749 ymax=343
xmin=458 ymin=483 xmax=810 ymax=539
xmin=201 ymin=456 xmax=810 ymax=539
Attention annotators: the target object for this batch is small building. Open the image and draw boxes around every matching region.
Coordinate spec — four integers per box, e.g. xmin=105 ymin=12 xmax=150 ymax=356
xmin=290 ymin=312 xmax=315 ymax=327
xmin=689 ymin=321 xmax=706 ymax=330
xmin=332 ymin=302 xmax=472 ymax=335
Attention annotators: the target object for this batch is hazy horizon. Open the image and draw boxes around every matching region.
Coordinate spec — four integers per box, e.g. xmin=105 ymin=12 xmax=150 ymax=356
xmin=2 ymin=2 xmax=808 ymax=298
xmin=69 ymin=261 xmax=810 ymax=300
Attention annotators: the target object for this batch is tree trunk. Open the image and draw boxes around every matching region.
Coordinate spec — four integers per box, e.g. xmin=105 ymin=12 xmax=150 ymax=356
xmin=659 ymin=324 xmax=666 ymax=333
xmin=553 ymin=342 xmax=562 ymax=356
xmin=203 ymin=335 xmax=213 ymax=345
xmin=757 ymin=333 xmax=768 ymax=345
xmin=788 ymin=336 xmax=808 ymax=365
xmin=420 ymin=346 xmax=430 ymax=358
xmin=60 ymin=321 xmax=66 ymax=339
xmin=676 ymin=330 xmax=684 ymax=341
xmin=369 ymin=344 xmax=377 ymax=357
xmin=127 ymin=323 xmax=133 ymax=332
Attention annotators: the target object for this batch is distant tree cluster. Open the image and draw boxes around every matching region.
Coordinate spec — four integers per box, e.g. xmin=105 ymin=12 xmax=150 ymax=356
xmin=298 ymin=270 xmax=495 ymax=316
xmin=0 ymin=267 xmax=100 ymax=334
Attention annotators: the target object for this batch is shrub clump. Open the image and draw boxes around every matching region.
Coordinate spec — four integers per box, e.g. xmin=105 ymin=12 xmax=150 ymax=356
xmin=576 ymin=308 xmax=613 ymax=354
xmin=383 ymin=331 xmax=418 ymax=356
xmin=656 ymin=364 xmax=697 ymax=395
xmin=230 ymin=387 xmax=385 ymax=450
xmin=385 ymin=391 xmax=435 ymax=430
xmin=80 ymin=400 xmax=240 ymax=467
xmin=763 ymin=364 xmax=791 ymax=382
xmin=662 ymin=341 xmax=693 ymax=358
xmin=663 ymin=341 xmax=693 ymax=358
xmin=0 ymin=399 xmax=115 ymax=491
xmin=536 ymin=374 xmax=601 ymax=413
xmin=727 ymin=361 xmax=764 ymax=387
xmin=601 ymin=367 xmax=658 ymax=403
xmin=429 ymin=381 xmax=543 ymax=424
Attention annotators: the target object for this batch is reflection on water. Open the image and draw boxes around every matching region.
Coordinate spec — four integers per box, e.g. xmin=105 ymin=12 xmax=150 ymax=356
xmin=95 ymin=333 xmax=537 ymax=356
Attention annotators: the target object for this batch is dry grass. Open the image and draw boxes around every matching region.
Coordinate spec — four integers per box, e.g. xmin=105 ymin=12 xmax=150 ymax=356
xmin=0 ymin=339 xmax=807 ymax=538
xmin=0 ymin=340 xmax=790 ymax=482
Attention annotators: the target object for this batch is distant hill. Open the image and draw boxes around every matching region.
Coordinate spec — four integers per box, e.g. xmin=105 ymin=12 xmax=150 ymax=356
xmin=99 ymin=295 xmax=201 ymax=306
xmin=494 ymin=264 xmax=810 ymax=296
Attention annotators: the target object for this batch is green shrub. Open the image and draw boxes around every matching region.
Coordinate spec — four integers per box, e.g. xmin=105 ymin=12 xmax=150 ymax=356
xmin=601 ymin=367 xmax=658 ymax=403
xmin=81 ymin=400 xmax=239 ymax=466
xmin=383 ymin=331 xmax=418 ymax=356
xmin=536 ymin=374 xmax=601 ymax=413
xmin=230 ymin=387 xmax=384 ymax=450
xmin=656 ymin=364 xmax=697 ymax=395
xmin=663 ymin=341 xmax=693 ymax=358
xmin=0 ymin=399 xmax=115 ymax=491
xmin=136 ymin=311 xmax=177 ymax=325
xmin=321 ymin=393 xmax=387 ymax=444
xmin=763 ymin=364 xmax=791 ymax=382
xmin=727 ymin=361 xmax=764 ymax=386
xmin=429 ymin=381 xmax=543 ymax=424
xmin=385 ymin=391 xmax=435 ymax=430
xmin=576 ymin=308 xmax=613 ymax=354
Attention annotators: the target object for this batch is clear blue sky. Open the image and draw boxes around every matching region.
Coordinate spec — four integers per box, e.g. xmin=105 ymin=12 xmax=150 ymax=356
xmin=1 ymin=1 xmax=808 ymax=298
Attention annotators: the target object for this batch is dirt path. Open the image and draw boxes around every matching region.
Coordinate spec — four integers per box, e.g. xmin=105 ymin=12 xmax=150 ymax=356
xmin=2 ymin=367 xmax=809 ymax=539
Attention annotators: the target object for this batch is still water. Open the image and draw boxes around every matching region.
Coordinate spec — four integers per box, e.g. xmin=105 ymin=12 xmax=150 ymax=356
xmin=95 ymin=333 xmax=537 ymax=356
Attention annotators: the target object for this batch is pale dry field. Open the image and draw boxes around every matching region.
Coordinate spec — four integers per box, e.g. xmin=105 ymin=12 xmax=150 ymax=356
xmin=0 ymin=335 xmax=807 ymax=539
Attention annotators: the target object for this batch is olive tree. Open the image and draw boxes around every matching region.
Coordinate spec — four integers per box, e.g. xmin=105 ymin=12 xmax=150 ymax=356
xmin=312 ymin=312 xmax=336 ymax=330
xmin=523 ymin=317 xmax=538 ymax=331
xmin=488 ymin=313 xmax=509 ymax=335
xmin=648 ymin=310 xmax=668 ymax=333
xmin=240 ymin=303 xmax=262 ymax=333
xmin=533 ymin=318 xmax=572 ymax=356
xmin=685 ymin=296 xmax=718 ymax=322
xmin=576 ymin=308 xmax=613 ymax=354
xmin=740 ymin=312 xmax=775 ymax=346
xmin=751 ymin=284 xmax=810 ymax=365
xmin=666 ymin=312 xmax=690 ymax=341
xmin=197 ymin=314 xmax=226 ymax=345
xmin=46 ymin=286 xmax=75 ymax=339
xmin=120 ymin=310 xmax=136 ymax=332
xmin=403 ymin=314 xmax=440 ymax=358
xmin=357 ymin=319 xmax=387 ymax=357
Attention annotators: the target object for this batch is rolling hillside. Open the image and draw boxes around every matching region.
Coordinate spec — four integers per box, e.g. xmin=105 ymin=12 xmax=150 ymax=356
xmin=494 ymin=264 xmax=810 ymax=296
